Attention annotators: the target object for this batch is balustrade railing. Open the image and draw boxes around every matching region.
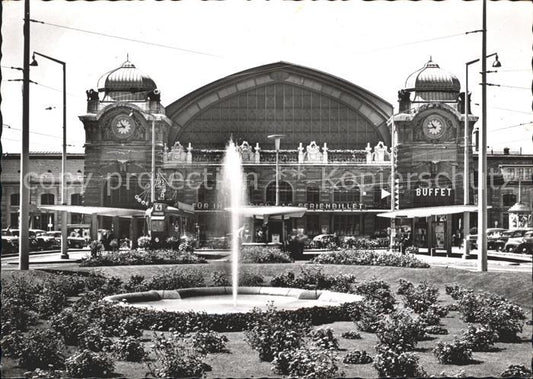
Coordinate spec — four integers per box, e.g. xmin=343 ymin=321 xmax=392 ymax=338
xmin=162 ymin=140 xmax=391 ymax=166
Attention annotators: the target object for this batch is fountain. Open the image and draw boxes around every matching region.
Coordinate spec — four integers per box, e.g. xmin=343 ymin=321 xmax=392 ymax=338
xmin=103 ymin=140 xmax=362 ymax=313
xmin=220 ymin=139 xmax=245 ymax=306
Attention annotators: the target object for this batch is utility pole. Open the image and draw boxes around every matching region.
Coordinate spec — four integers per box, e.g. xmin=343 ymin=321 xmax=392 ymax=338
xmin=19 ymin=0 xmax=30 ymax=270
xmin=478 ymin=0 xmax=488 ymax=271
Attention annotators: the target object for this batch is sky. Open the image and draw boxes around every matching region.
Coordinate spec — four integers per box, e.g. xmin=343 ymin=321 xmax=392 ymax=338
xmin=2 ymin=0 xmax=531 ymax=154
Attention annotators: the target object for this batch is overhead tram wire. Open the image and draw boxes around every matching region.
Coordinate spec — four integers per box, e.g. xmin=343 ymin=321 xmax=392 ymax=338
xmin=29 ymin=19 xmax=221 ymax=58
xmin=3 ymin=124 xmax=82 ymax=146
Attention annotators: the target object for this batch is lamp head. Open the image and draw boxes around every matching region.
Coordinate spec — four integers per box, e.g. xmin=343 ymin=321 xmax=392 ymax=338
xmin=267 ymin=134 xmax=285 ymax=150
xmin=30 ymin=53 xmax=38 ymax=67
xmin=492 ymin=54 xmax=502 ymax=68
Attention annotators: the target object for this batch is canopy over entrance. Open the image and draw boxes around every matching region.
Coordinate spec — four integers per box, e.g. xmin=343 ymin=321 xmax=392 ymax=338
xmin=225 ymin=206 xmax=307 ymax=220
xmin=40 ymin=205 xmax=146 ymax=218
xmin=377 ymin=205 xmax=490 ymax=219
xmin=41 ymin=202 xmax=195 ymax=219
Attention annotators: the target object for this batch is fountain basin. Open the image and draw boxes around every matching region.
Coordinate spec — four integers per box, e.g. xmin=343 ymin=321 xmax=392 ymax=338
xmin=103 ymin=287 xmax=362 ymax=314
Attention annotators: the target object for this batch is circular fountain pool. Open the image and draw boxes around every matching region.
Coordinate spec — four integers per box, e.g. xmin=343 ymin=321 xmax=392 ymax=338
xmin=103 ymin=287 xmax=362 ymax=315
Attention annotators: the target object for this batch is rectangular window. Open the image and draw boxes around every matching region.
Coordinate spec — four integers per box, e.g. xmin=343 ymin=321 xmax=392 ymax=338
xmin=10 ymin=213 xmax=18 ymax=228
xmin=306 ymin=215 xmax=320 ymax=237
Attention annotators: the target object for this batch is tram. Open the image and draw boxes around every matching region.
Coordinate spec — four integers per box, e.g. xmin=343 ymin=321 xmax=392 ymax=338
xmin=146 ymin=201 xmax=195 ymax=243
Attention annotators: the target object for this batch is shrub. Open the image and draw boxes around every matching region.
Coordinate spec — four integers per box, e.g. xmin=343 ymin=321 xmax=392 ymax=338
xmin=312 ymin=249 xmax=430 ymax=268
xmin=500 ymin=364 xmax=532 ymax=378
xmin=433 ymin=339 xmax=473 ymax=364
xmin=65 ymin=349 xmax=114 ymax=378
xmin=239 ymin=271 xmax=264 ymax=287
xmin=419 ymin=307 xmax=442 ymax=326
xmin=0 ymin=330 xmax=23 ymax=358
xmin=456 ymin=290 xmax=525 ymax=342
xmin=79 ymin=325 xmax=113 ymax=352
xmin=446 ymin=284 xmax=467 ymax=300
xmin=373 ymin=349 xmax=426 ymax=377
xmin=310 ymin=327 xmax=340 ymax=350
xmin=17 ymin=329 xmax=65 ymax=370
xmin=270 ymin=268 xmax=335 ymax=290
xmin=166 ymin=236 xmax=180 ymax=250
xmin=36 ymin=280 xmax=69 ymax=319
xmin=355 ymin=279 xmax=395 ymax=314
xmin=375 ymin=311 xmax=425 ymax=352
xmin=51 ymin=308 xmax=90 ymax=345
xmin=425 ymin=325 xmax=448 ymax=335
xmin=356 ymin=300 xmax=382 ymax=333
xmin=340 ymin=237 xmax=389 ymax=250
xmin=402 ymin=281 xmax=439 ymax=313
xmin=1 ymin=275 xmax=41 ymax=308
xmin=1 ymin=298 xmax=38 ymax=333
xmin=272 ymin=348 xmax=342 ymax=379
xmin=115 ymin=316 xmax=144 ymax=338
xmin=145 ymin=267 xmax=206 ymax=290
xmin=343 ymin=350 xmax=373 ymax=364
xmin=460 ymin=325 xmax=498 ymax=351
xmin=241 ymin=246 xmax=293 ymax=263
xmin=123 ymin=274 xmax=147 ymax=292
xmin=457 ymin=291 xmax=485 ymax=322
xmin=329 ymin=274 xmax=358 ymax=293
xmin=137 ymin=236 xmax=151 ymax=249
xmin=112 ymin=336 xmax=147 ymax=362
xmin=341 ymin=330 xmax=361 ymax=339
xmin=23 ymin=368 xmax=62 ymax=379
xmin=244 ymin=304 xmax=310 ymax=362
xmin=148 ymin=331 xmax=210 ymax=378
xmin=80 ymin=249 xmax=207 ymax=267
xmin=478 ymin=299 xmax=526 ymax=342
xmin=189 ymin=330 xmax=229 ymax=354
xmin=211 ymin=271 xmax=231 ymax=286
xmin=89 ymin=240 xmax=103 ymax=257
xmin=396 ymin=278 xmax=414 ymax=295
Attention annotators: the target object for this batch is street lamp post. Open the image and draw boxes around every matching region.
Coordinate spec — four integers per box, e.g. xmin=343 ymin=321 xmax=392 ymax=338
xmin=267 ymin=134 xmax=285 ymax=206
xmin=462 ymin=52 xmax=500 ymax=260
xmin=30 ymin=52 xmax=69 ymax=259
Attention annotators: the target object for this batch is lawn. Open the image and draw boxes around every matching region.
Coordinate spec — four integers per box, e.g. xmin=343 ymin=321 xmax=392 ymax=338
xmin=1 ymin=262 xmax=531 ymax=378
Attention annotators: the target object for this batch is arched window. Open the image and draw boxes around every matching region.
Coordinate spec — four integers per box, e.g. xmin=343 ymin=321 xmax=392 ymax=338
xmin=333 ymin=187 xmax=360 ymax=203
xmin=41 ymin=193 xmax=55 ymax=205
xmin=266 ymin=181 xmax=293 ymax=205
xmin=10 ymin=193 xmax=20 ymax=206
xmin=306 ymin=185 xmax=320 ymax=203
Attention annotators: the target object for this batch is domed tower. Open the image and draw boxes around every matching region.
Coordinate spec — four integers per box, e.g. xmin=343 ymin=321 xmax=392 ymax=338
xmin=79 ymin=58 xmax=173 ymax=238
xmin=391 ymin=57 xmax=478 ymax=210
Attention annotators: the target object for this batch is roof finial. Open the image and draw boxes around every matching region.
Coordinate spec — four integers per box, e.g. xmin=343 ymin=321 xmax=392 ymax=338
xmin=429 ymin=55 xmax=433 ymax=62
xmin=126 ymin=53 xmax=129 ymax=62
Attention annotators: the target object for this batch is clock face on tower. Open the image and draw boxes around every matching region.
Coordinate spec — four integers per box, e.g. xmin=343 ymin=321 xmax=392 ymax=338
xmin=422 ymin=115 xmax=446 ymax=139
xmin=111 ymin=115 xmax=135 ymax=139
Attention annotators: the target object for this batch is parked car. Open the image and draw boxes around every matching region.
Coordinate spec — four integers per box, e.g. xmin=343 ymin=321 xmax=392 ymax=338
xmin=30 ymin=229 xmax=60 ymax=250
xmin=45 ymin=231 xmax=87 ymax=248
xmin=311 ymin=234 xmax=338 ymax=249
xmin=467 ymin=228 xmax=507 ymax=250
xmin=1 ymin=229 xmax=19 ymax=254
xmin=514 ymin=231 xmax=533 ymax=254
xmin=486 ymin=228 xmax=508 ymax=250
xmin=503 ymin=229 xmax=533 ymax=253
xmin=2 ymin=228 xmax=40 ymax=251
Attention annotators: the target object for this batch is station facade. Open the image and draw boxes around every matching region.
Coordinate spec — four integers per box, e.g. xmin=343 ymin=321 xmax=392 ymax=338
xmin=3 ymin=58 xmax=532 ymax=248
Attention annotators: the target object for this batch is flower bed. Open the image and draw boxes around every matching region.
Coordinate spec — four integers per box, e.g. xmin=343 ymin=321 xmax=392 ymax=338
xmin=311 ymin=249 xmax=430 ymax=268
xmin=240 ymin=246 xmax=293 ymax=263
xmin=80 ymin=249 xmax=207 ymax=267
